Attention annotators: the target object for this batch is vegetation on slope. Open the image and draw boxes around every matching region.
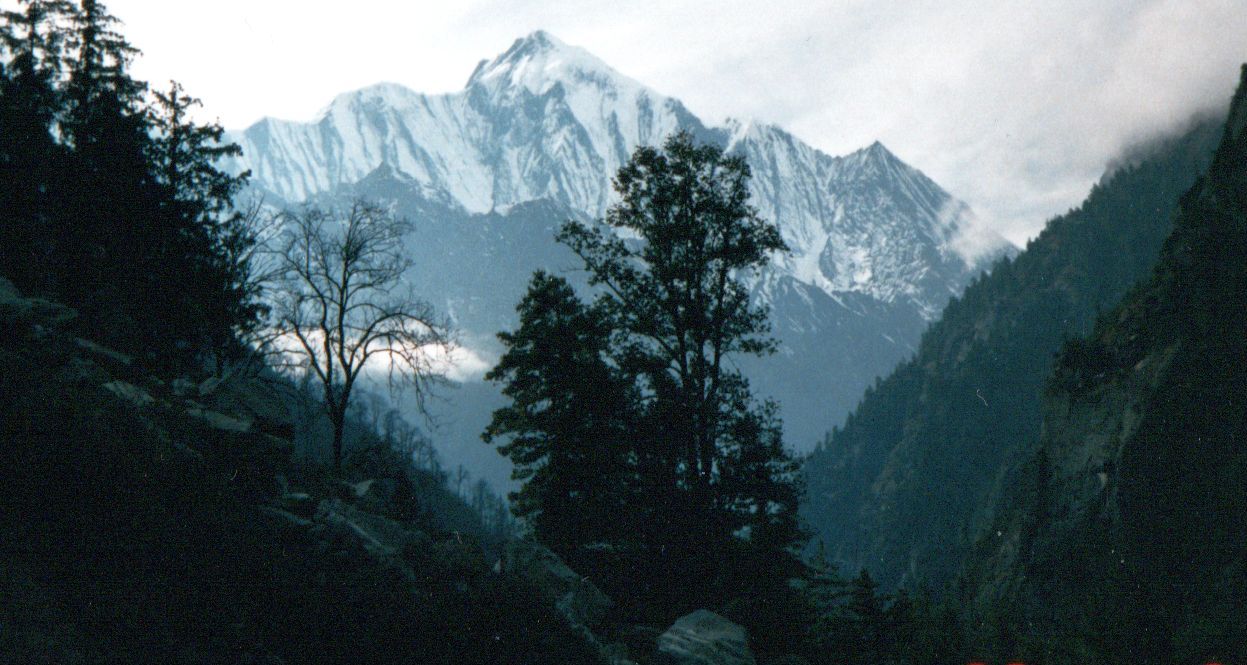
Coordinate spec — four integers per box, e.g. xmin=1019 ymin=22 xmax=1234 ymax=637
xmin=960 ymin=64 xmax=1247 ymax=665
xmin=803 ymin=111 xmax=1224 ymax=591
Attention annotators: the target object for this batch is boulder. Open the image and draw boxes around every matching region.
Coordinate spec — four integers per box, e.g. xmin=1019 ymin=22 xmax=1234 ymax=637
xmin=0 ymin=278 xmax=77 ymax=334
xmin=315 ymin=498 xmax=428 ymax=555
xmin=74 ymin=337 xmax=132 ymax=368
xmin=198 ymin=374 xmax=295 ymax=438
xmin=0 ymin=276 xmax=17 ymax=301
xmin=357 ymin=477 xmax=401 ymax=515
xmin=259 ymin=434 xmax=295 ymax=459
xmin=257 ymin=504 xmax=313 ymax=529
xmin=656 ymin=610 xmax=756 ymax=665
xmin=499 ymin=538 xmax=613 ymax=630
xmin=102 ymin=380 xmax=155 ymax=408
xmin=185 ymin=407 xmax=252 ymax=433
xmin=279 ymin=492 xmax=317 ymax=518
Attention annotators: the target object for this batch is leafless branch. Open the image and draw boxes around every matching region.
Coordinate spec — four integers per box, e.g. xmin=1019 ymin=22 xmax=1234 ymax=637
xmin=257 ymin=198 xmax=454 ymax=467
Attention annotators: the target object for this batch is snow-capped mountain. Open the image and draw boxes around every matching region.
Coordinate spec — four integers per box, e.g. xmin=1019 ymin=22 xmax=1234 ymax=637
xmin=229 ymin=31 xmax=1013 ymax=485
xmin=233 ymin=31 xmax=1008 ymax=318
xmin=235 ymin=31 xmax=695 ymax=218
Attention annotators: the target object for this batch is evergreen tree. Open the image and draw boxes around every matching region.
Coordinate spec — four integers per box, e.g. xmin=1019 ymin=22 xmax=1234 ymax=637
xmin=148 ymin=80 xmax=261 ymax=363
xmin=847 ymin=570 xmax=887 ymax=661
xmin=488 ymin=131 xmax=807 ymax=625
xmin=0 ymin=0 xmax=263 ymax=372
xmin=814 ymin=568 xmax=918 ymax=665
xmin=0 ymin=0 xmax=73 ymax=293
xmin=484 ymin=271 xmax=637 ymax=575
xmin=59 ymin=0 xmax=159 ymax=330
xmin=148 ymin=80 xmax=246 ymax=221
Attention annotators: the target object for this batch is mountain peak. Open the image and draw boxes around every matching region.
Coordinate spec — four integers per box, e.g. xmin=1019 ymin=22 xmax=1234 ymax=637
xmin=232 ymin=31 xmax=1010 ymax=311
xmin=515 ymin=29 xmax=564 ymax=51
xmin=483 ymin=30 xmax=568 ymax=68
xmin=465 ymin=30 xmax=642 ymax=97
xmin=837 ymin=139 xmax=919 ymax=183
xmin=313 ymin=81 xmax=423 ymax=122
xmin=855 ymin=140 xmax=900 ymax=163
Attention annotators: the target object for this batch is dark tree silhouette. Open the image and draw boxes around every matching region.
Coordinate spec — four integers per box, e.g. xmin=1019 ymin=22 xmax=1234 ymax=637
xmin=484 ymin=271 xmax=636 ymax=567
xmin=0 ymin=0 xmax=262 ymax=372
xmin=487 ymin=131 xmax=806 ymax=626
xmin=0 ymin=0 xmax=73 ymax=293
xmin=263 ymin=199 xmax=452 ymax=468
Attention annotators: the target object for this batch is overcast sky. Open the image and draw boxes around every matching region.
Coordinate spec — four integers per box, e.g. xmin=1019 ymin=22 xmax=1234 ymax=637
xmin=107 ymin=0 xmax=1246 ymax=244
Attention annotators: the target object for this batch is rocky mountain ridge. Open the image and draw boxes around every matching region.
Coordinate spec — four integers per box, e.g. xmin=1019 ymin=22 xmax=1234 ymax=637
xmin=227 ymin=31 xmax=1013 ymax=467
xmin=958 ymin=64 xmax=1247 ymax=664
xmin=801 ymin=110 xmax=1227 ymax=591
xmin=231 ymin=31 xmax=1010 ymax=321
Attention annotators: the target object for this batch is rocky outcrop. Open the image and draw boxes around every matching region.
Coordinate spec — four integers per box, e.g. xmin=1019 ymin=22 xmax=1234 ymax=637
xmin=197 ymin=372 xmax=296 ymax=438
xmin=499 ymin=539 xmax=613 ymax=630
xmin=655 ymin=610 xmax=756 ymax=665
xmin=959 ymin=65 xmax=1247 ymax=664
xmin=0 ymin=276 xmax=76 ymax=333
xmin=802 ymin=113 xmax=1225 ymax=592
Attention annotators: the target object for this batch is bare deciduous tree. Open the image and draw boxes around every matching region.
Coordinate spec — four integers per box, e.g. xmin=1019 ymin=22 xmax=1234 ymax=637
xmin=262 ymin=199 xmax=451 ymax=468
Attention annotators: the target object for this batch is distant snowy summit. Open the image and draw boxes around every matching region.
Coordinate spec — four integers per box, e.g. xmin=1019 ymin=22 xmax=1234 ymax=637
xmin=230 ymin=30 xmax=1012 ymax=322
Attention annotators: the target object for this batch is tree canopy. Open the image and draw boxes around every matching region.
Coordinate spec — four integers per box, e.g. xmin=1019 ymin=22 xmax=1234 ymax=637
xmin=486 ymin=131 xmax=807 ymax=632
xmin=0 ymin=0 xmax=261 ymax=373
xmin=263 ymin=199 xmax=452 ymax=468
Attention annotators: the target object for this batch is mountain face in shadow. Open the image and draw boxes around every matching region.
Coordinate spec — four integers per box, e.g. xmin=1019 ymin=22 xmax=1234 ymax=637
xmin=802 ymin=111 xmax=1225 ymax=592
xmin=959 ymin=65 xmax=1247 ymax=664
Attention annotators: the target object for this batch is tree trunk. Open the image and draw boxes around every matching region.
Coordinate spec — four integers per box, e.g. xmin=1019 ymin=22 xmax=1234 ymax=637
xmin=330 ymin=409 xmax=346 ymax=469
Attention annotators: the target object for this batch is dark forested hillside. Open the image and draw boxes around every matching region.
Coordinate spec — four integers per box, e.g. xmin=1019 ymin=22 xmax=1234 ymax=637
xmin=0 ymin=6 xmax=601 ymax=662
xmin=960 ymin=64 xmax=1247 ymax=665
xmin=0 ymin=0 xmax=261 ymax=375
xmin=802 ymin=112 xmax=1225 ymax=591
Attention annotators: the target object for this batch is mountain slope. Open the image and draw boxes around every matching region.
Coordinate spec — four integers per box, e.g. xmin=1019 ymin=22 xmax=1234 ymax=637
xmin=229 ymin=32 xmax=1012 ymax=477
xmin=802 ymin=112 xmax=1225 ymax=591
xmin=232 ymin=33 xmax=1009 ymax=319
xmin=0 ymin=279 xmax=603 ymax=664
xmin=235 ymin=31 xmax=697 ymax=218
xmin=960 ymin=65 xmax=1247 ymax=664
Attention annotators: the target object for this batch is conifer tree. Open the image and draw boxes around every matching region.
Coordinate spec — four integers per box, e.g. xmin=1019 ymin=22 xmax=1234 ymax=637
xmin=59 ymin=0 xmax=159 ymax=331
xmin=488 ymin=131 xmax=806 ymax=622
xmin=0 ymin=0 xmax=73 ymax=292
xmin=148 ymin=80 xmax=261 ymax=363
xmin=0 ymin=0 xmax=263 ymax=372
xmin=484 ymin=271 xmax=636 ymax=572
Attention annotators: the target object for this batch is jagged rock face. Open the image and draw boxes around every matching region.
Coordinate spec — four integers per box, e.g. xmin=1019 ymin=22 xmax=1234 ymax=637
xmin=656 ymin=610 xmax=757 ymax=665
xmin=229 ymin=31 xmax=1014 ymax=465
xmin=801 ymin=115 xmax=1226 ymax=593
xmin=958 ymin=66 xmax=1247 ymax=663
xmin=232 ymin=31 xmax=693 ymax=219
xmin=231 ymin=32 xmax=1009 ymax=320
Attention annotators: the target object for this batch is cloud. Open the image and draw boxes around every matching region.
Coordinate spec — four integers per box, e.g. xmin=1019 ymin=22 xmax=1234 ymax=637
xmin=262 ymin=328 xmax=493 ymax=385
xmin=110 ymin=0 xmax=1247 ymax=244
xmin=425 ymin=343 xmax=494 ymax=383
